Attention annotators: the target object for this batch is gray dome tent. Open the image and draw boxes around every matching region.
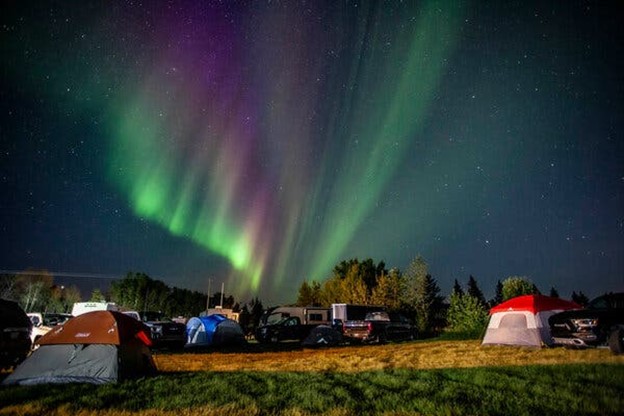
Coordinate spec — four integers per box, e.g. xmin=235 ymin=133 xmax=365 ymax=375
xmin=2 ymin=311 xmax=156 ymax=385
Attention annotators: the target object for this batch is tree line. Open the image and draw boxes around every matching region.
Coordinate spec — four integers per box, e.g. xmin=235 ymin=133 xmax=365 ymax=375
xmin=0 ymin=270 xmax=267 ymax=336
xmin=295 ymin=256 xmax=592 ymax=338
xmin=2 ymin=260 xmax=594 ymax=339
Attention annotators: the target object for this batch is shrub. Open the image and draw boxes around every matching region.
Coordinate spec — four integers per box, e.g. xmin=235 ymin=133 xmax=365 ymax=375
xmin=445 ymin=292 xmax=488 ymax=338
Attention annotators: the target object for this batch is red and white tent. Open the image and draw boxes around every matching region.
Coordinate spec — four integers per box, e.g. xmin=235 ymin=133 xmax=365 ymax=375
xmin=482 ymin=294 xmax=580 ymax=347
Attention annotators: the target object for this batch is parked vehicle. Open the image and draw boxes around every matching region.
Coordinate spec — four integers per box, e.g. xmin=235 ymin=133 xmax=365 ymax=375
xmin=71 ymin=301 xmax=119 ymax=316
xmin=0 ymin=299 xmax=32 ymax=369
xmin=549 ymin=292 xmax=624 ymax=354
xmin=255 ymin=306 xmax=331 ymax=344
xmin=342 ymin=311 xmax=415 ymax=343
xmin=255 ymin=316 xmax=319 ymax=343
xmin=259 ymin=306 xmax=331 ymax=326
xmin=139 ymin=311 xmax=186 ymax=349
xmin=202 ymin=307 xmax=240 ymax=322
xmin=121 ymin=310 xmax=141 ymax=321
xmin=27 ymin=312 xmax=72 ymax=346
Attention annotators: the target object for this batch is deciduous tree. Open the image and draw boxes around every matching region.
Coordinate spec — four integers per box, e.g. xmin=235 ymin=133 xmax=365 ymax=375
xmin=501 ymin=276 xmax=537 ymax=301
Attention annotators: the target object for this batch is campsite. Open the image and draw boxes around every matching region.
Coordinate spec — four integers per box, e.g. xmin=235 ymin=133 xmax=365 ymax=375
xmin=2 ymin=294 xmax=623 ymax=414
xmin=2 ymin=338 xmax=624 ymax=415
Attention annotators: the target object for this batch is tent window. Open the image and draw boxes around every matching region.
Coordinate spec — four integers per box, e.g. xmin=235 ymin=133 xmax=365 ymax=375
xmin=499 ymin=314 xmax=527 ymax=328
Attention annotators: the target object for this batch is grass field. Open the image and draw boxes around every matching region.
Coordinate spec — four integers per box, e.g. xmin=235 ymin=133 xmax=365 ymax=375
xmin=1 ymin=340 xmax=623 ymax=415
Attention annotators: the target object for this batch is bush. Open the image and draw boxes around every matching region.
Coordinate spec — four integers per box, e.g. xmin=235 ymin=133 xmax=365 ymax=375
xmin=445 ymin=292 xmax=488 ymax=338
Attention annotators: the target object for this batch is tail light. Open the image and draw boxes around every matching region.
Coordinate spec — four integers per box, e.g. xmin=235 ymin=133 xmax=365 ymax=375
xmin=136 ymin=330 xmax=153 ymax=347
xmin=367 ymin=322 xmax=373 ymax=332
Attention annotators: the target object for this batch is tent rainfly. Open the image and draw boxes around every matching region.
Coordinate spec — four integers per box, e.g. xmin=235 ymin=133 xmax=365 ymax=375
xmin=2 ymin=311 xmax=156 ymax=385
xmin=185 ymin=314 xmax=246 ymax=348
xmin=482 ymin=294 xmax=580 ymax=347
xmin=302 ymin=325 xmax=343 ymax=347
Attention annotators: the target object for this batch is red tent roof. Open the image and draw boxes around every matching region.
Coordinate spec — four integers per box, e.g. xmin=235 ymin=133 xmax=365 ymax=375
xmin=39 ymin=311 xmax=152 ymax=346
xmin=489 ymin=294 xmax=581 ymax=314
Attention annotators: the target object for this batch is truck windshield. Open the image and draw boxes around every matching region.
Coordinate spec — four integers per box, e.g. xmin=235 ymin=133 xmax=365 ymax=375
xmin=142 ymin=312 xmax=166 ymax=322
xmin=365 ymin=312 xmax=390 ymax=321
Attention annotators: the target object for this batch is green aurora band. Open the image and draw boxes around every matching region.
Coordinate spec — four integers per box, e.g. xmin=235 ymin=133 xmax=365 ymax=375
xmin=106 ymin=2 xmax=464 ymax=295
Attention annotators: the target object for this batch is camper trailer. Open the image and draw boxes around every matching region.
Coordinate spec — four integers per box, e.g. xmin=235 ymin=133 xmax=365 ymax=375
xmin=260 ymin=306 xmax=330 ymax=326
xmin=202 ymin=307 xmax=240 ymax=322
xmin=71 ymin=302 xmax=119 ymax=317
xmin=255 ymin=306 xmax=330 ymax=344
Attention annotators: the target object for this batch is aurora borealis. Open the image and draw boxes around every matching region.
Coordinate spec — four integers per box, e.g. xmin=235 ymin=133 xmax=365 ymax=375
xmin=1 ymin=1 xmax=622 ymax=303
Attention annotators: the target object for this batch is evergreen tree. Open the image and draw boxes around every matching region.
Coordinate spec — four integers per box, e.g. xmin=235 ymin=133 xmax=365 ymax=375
xmin=296 ymin=280 xmax=322 ymax=306
xmin=452 ymin=279 xmax=464 ymax=296
xmin=549 ymin=286 xmax=559 ymax=298
xmin=571 ymin=291 xmax=589 ymax=306
xmin=493 ymin=280 xmax=503 ymax=306
xmin=296 ymin=280 xmax=312 ymax=306
xmin=310 ymin=281 xmax=323 ymax=306
xmin=467 ymin=275 xmax=486 ymax=306
xmin=249 ymin=297 xmax=264 ymax=329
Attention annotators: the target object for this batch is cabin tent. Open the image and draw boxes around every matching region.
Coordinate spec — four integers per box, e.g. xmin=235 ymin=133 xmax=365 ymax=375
xmin=482 ymin=294 xmax=580 ymax=347
xmin=302 ymin=325 xmax=343 ymax=347
xmin=2 ymin=311 xmax=156 ymax=385
xmin=185 ymin=315 xmax=246 ymax=348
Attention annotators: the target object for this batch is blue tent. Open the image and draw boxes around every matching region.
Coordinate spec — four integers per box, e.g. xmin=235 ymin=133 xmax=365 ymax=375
xmin=185 ymin=315 xmax=246 ymax=348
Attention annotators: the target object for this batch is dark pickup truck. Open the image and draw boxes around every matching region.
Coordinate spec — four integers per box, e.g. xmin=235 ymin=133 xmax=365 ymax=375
xmin=341 ymin=311 xmax=415 ymax=344
xmin=255 ymin=316 xmax=316 ymax=343
xmin=140 ymin=311 xmax=187 ymax=349
xmin=549 ymin=292 xmax=624 ymax=354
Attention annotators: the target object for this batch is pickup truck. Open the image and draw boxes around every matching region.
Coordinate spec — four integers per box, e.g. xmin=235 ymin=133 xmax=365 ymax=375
xmin=549 ymin=292 xmax=624 ymax=354
xmin=341 ymin=311 xmax=415 ymax=344
xmin=139 ymin=311 xmax=187 ymax=349
xmin=255 ymin=316 xmax=317 ymax=344
xmin=0 ymin=299 xmax=31 ymax=369
xmin=27 ymin=312 xmax=72 ymax=347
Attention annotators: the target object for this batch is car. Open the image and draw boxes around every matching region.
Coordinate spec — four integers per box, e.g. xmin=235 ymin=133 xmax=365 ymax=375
xmin=140 ymin=311 xmax=186 ymax=349
xmin=0 ymin=299 xmax=32 ymax=369
xmin=549 ymin=292 xmax=624 ymax=354
xmin=27 ymin=312 xmax=72 ymax=347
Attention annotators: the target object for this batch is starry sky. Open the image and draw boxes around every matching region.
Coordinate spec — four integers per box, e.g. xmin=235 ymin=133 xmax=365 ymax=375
xmin=1 ymin=1 xmax=622 ymax=305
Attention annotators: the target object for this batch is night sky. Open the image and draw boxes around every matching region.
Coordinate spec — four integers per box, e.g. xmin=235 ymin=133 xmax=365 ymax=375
xmin=1 ymin=1 xmax=622 ymax=305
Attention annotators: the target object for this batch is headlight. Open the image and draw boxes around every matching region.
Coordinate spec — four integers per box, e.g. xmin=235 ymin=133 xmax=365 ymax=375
xmin=151 ymin=326 xmax=163 ymax=334
xmin=571 ymin=318 xmax=598 ymax=329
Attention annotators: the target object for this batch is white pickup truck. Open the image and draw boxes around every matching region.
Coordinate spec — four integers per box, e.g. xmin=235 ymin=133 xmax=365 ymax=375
xmin=27 ymin=312 xmax=72 ymax=347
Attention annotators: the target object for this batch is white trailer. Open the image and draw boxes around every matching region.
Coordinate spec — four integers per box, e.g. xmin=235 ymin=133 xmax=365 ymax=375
xmin=71 ymin=301 xmax=119 ymax=316
xmin=261 ymin=306 xmax=330 ymax=326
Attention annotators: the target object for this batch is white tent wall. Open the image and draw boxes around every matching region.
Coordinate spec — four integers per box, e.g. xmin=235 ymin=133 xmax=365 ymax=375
xmin=482 ymin=310 xmax=565 ymax=347
xmin=482 ymin=311 xmax=541 ymax=347
xmin=535 ymin=310 xmax=562 ymax=346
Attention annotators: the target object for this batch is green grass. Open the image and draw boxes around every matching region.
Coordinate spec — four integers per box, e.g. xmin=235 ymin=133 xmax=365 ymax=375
xmin=2 ymin=364 xmax=623 ymax=415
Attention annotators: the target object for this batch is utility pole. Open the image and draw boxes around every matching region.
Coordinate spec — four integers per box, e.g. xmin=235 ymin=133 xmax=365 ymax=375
xmin=206 ymin=278 xmax=212 ymax=312
xmin=219 ymin=281 xmax=225 ymax=308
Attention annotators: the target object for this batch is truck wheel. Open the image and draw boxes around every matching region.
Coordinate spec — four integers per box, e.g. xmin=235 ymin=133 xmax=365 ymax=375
xmin=608 ymin=328 xmax=624 ymax=355
xmin=378 ymin=332 xmax=387 ymax=344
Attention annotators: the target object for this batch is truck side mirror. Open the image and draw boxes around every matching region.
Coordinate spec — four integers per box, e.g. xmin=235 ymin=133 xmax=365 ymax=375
xmin=332 ymin=319 xmax=343 ymax=331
